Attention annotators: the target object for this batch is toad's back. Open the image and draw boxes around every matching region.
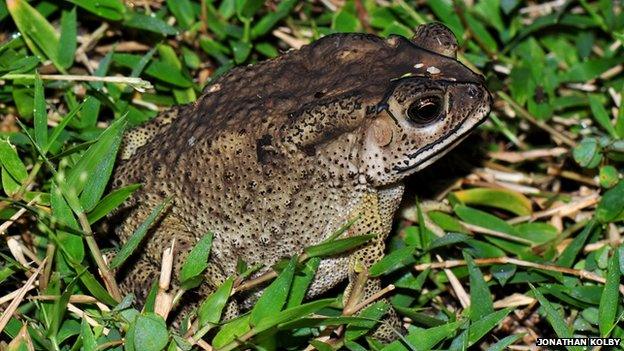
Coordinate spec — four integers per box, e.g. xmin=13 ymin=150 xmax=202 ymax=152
xmin=112 ymin=34 xmax=403 ymax=295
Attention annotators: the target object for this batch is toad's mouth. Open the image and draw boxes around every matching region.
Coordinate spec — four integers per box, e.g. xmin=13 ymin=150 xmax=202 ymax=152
xmin=393 ymin=109 xmax=489 ymax=173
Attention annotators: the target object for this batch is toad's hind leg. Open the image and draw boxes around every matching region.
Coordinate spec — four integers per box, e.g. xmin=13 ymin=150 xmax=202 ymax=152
xmin=114 ymin=204 xmax=189 ymax=304
xmin=113 ymin=201 xmax=195 ymax=297
xmin=119 ymin=105 xmax=184 ymax=161
xmin=117 ymin=255 xmax=159 ymax=302
xmin=117 ymin=256 xmax=240 ymax=325
xmin=344 ymin=185 xmax=404 ymax=342
xmin=115 ymin=202 xmax=237 ymax=321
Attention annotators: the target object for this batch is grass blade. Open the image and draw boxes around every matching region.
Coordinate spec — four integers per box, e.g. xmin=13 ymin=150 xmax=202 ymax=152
xmin=465 ymin=252 xmax=494 ymax=321
xmin=453 ymin=188 xmax=532 ymax=216
xmin=250 ymin=257 xmax=296 ymax=326
xmin=51 ymin=182 xmax=85 ymax=263
xmin=0 ymin=139 xmax=28 ymax=184
xmin=286 ymin=257 xmax=320 ymax=308
xmin=66 ymin=116 xmax=127 ymax=211
xmin=198 ymin=277 xmax=234 ymax=327
xmin=80 ymin=319 xmax=96 ymax=351
xmin=531 ymin=284 xmax=582 ymax=351
xmin=44 ymin=100 xmax=85 ymax=154
xmin=33 ymin=74 xmax=47 ymax=150
xmin=87 ymin=183 xmax=141 ymax=224
xmin=589 ymin=95 xmax=618 ymax=138
xmin=369 ymin=245 xmax=418 ymax=277
xmin=179 ymin=233 xmax=213 ymax=289
xmin=599 ymin=249 xmax=620 ymax=336
xmin=305 ymin=234 xmax=376 ymax=258
xmin=255 ymin=298 xmax=335 ymax=332
xmin=556 ymin=220 xmax=596 ymax=268
xmin=109 ymin=198 xmax=171 ymax=269
xmin=486 ymin=333 xmax=523 ymax=351
xmin=68 ymin=0 xmax=126 ymax=21
xmin=58 ymin=7 xmax=77 ymax=69
xmin=6 ymin=0 xmax=61 ymax=70
xmin=345 ymin=301 xmax=388 ymax=341
xmin=212 ymin=315 xmax=251 ymax=349
xmin=382 ymin=321 xmax=462 ymax=351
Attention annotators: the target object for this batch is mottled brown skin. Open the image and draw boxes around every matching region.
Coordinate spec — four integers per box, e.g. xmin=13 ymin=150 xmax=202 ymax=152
xmin=111 ymin=23 xmax=491 ymax=340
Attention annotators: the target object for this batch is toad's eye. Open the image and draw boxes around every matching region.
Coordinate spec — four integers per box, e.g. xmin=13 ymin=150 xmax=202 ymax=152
xmin=407 ymin=96 xmax=444 ymax=126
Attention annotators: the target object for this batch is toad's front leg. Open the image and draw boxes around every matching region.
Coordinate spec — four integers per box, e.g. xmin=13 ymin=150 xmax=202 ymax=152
xmin=343 ymin=185 xmax=405 ymax=342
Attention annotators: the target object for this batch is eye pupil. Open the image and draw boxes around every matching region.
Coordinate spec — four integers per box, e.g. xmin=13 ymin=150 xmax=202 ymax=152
xmin=407 ymin=96 xmax=443 ymax=125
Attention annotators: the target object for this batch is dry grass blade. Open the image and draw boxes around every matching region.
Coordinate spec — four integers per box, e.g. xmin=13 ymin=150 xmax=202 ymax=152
xmin=30 ymin=294 xmax=98 ymax=304
xmin=547 ymin=167 xmax=599 ymax=187
xmin=196 ymin=339 xmax=214 ymax=351
xmin=347 ymin=284 xmax=395 ymax=315
xmin=7 ymin=324 xmax=34 ymax=351
xmin=342 ymin=268 xmax=368 ymax=316
xmin=507 ymin=194 xmax=599 ymax=225
xmin=0 ymin=74 xmax=153 ymax=92
xmin=159 ymin=238 xmax=175 ymax=291
xmin=519 ymin=0 xmax=566 ymax=15
xmin=493 ymin=293 xmax=536 ymax=309
xmin=67 ymin=303 xmax=110 ymax=335
xmin=415 ymin=257 xmax=624 ymax=295
xmin=155 ymin=238 xmax=175 ymax=319
xmin=0 ymin=285 xmax=35 ymax=305
xmin=436 ymin=255 xmax=470 ymax=308
xmin=75 ymin=22 xmax=109 ymax=73
xmin=2 ymin=197 xmax=43 ymax=268
xmin=272 ymin=28 xmax=308 ymax=49
xmin=0 ymin=259 xmax=45 ymax=334
xmin=76 ymin=212 xmax=122 ymax=302
xmin=95 ymin=41 xmax=150 ymax=54
xmin=497 ymin=91 xmax=577 ymax=148
xmin=489 ymin=147 xmax=568 ymax=163
xmin=5 ymin=237 xmax=29 ymax=268
xmin=460 ymin=222 xmax=534 ymax=245
xmin=39 ymin=244 xmax=55 ymax=291
xmin=0 ymin=204 xmax=28 ymax=236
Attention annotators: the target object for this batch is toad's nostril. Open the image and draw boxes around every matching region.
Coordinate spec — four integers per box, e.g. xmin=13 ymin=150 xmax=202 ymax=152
xmin=467 ymin=85 xmax=480 ymax=99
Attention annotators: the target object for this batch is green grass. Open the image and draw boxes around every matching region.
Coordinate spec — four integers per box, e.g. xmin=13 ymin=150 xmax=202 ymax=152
xmin=1 ymin=0 xmax=624 ymax=350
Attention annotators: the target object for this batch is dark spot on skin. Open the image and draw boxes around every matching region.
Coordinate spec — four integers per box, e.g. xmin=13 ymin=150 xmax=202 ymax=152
xmin=256 ymin=134 xmax=274 ymax=164
xmin=302 ymin=144 xmax=316 ymax=156
xmin=224 ymin=171 xmax=234 ymax=182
